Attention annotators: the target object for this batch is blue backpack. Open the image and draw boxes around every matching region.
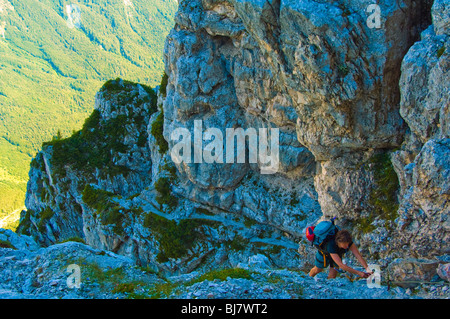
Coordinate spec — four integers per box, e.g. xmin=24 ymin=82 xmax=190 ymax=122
xmin=306 ymin=218 xmax=339 ymax=252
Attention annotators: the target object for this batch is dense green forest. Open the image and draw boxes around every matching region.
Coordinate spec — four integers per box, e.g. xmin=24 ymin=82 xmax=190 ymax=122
xmin=0 ymin=0 xmax=177 ymax=228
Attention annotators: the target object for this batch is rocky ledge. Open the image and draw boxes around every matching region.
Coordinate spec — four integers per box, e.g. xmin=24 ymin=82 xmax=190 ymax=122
xmin=6 ymin=0 xmax=450 ymax=299
xmin=1 ymin=229 xmax=448 ymax=299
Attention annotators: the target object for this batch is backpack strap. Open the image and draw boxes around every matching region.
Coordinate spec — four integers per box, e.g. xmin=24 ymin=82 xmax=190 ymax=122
xmin=318 ymin=250 xmax=327 ymax=268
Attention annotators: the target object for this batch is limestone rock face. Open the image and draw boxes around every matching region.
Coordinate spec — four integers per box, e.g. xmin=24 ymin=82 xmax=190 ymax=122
xmin=163 ymin=0 xmax=321 ymax=237
xmin=18 ymin=78 xmax=311 ymax=275
xmin=18 ymin=80 xmax=156 ymax=246
xmin=163 ymin=0 xmax=445 ymax=256
xmin=0 ymin=235 xmax=163 ymax=299
xmin=391 ymin=0 xmax=449 ymax=259
xmin=16 ymin=0 xmax=449 ymax=287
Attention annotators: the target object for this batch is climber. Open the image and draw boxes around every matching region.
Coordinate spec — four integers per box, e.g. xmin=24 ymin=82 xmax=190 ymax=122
xmin=308 ymin=228 xmax=373 ymax=279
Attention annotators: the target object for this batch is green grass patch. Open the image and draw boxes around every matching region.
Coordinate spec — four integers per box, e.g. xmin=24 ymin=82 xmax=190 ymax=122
xmin=58 ymin=237 xmax=86 ymax=244
xmin=82 ymin=185 xmax=142 ymax=236
xmin=147 ymin=280 xmax=179 ymax=299
xmin=159 ymin=72 xmax=169 ymax=97
xmin=37 ymin=206 xmax=55 ymax=232
xmin=356 ymin=151 xmax=400 ymax=234
xmin=43 ymin=109 xmax=130 ymax=177
xmin=190 ymin=268 xmax=254 ymax=284
xmin=154 ymin=177 xmax=179 ymax=210
xmin=369 ymin=152 xmax=400 ymax=221
xmin=153 ymin=161 xmax=179 ymax=211
xmin=81 ymin=185 xmax=115 ymax=212
xmin=76 ymin=259 xmax=149 ymax=298
xmin=151 ymin=111 xmax=169 ymax=154
xmin=225 ymin=234 xmax=249 ymax=252
xmin=146 ymin=268 xmax=255 ymax=298
xmin=0 ymin=240 xmax=17 ymax=250
xmin=16 ymin=209 xmax=33 ymax=235
xmin=338 ymin=64 xmax=349 ymax=78
xmin=43 ymin=79 xmax=157 ymax=179
xmin=437 ymin=45 xmax=446 ymax=58
xmin=112 ymin=281 xmax=146 ymax=296
xmin=143 ymin=213 xmax=217 ymax=263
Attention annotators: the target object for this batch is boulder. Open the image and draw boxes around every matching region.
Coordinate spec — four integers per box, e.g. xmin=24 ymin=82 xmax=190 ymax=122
xmin=437 ymin=263 xmax=450 ymax=282
xmin=387 ymin=258 xmax=440 ymax=288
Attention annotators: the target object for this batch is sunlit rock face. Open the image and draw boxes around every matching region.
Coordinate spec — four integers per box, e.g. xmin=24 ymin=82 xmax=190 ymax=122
xmin=19 ymin=0 xmax=448 ymax=279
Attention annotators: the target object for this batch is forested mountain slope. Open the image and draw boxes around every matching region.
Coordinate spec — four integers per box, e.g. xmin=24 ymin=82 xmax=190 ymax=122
xmin=0 ymin=0 xmax=177 ymax=224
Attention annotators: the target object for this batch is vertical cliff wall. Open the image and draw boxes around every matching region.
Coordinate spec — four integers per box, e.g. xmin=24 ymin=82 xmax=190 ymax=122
xmin=17 ymin=0 xmax=448 ymax=277
xmin=162 ymin=0 xmax=447 ymax=260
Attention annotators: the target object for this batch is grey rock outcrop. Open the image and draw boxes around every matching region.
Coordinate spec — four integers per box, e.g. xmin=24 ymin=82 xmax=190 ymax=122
xmin=163 ymin=0 xmax=323 ymax=244
xmin=437 ymin=263 xmax=450 ymax=282
xmin=17 ymin=79 xmax=308 ymax=276
xmin=0 ymin=232 xmax=163 ymax=299
xmin=15 ymin=0 xmax=449 ymax=295
xmin=391 ymin=0 xmax=449 ymax=259
xmin=387 ymin=258 xmax=440 ymax=288
xmin=163 ymin=0 xmax=447 ymax=259
xmin=18 ymin=79 xmax=156 ymax=246
xmin=1 ymin=230 xmax=447 ymax=299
